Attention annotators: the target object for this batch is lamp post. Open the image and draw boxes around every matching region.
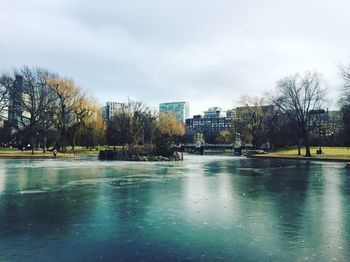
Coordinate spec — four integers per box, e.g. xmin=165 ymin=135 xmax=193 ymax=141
xmin=326 ymin=131 xmax=334 ymax=147
xmin=36 ymin=132 xmax=39 ymax=150
xmin=43 ymin=108 xmax=48 ymax=153
xmin=331 ymin=132 xmax=334 ymax=147
xmin=318 ymin=127 xmax=322 ymax=153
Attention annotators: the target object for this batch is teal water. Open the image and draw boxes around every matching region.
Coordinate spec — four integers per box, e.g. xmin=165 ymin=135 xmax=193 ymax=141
xmin=0 ymin=155 xmax=349 ymax=261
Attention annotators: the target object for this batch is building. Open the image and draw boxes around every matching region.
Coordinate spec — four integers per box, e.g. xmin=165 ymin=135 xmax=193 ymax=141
xmin=203 ymin=107 xmax=226 ymax=118
xmin=159 ymin=101 xmax=189 ymax=123
xmin=103 ymin=102 xmax=123 ymax=121
xmin=7 ymin=75 xmax=23 ymax=133
xmin=185 ymin=107 xmax=233 ymax=133
xmin=309 ymin=109 xmax=342 ymax=146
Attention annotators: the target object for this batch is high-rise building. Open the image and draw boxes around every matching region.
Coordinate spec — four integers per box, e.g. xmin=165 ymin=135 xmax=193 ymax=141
xmin=159 ymin=101 xmax=189 ymax=123
xmin=186 ymin=107 xmax=233 ymax=133
xmin=103 ymin=102 xmax=123 ymax=121
xmin=204 ymin=107 xmax=226 ymax=118
xmin=8 ymin=75 xmax=23 ymax=132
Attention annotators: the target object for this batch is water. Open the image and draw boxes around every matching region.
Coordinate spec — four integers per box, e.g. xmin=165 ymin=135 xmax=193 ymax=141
xmin=0 ymin=155 xmax=349 ymax=261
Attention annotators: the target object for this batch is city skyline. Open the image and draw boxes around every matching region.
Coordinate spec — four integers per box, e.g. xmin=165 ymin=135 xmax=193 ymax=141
xmin=1 ymin=0 xmax=350 ymax=115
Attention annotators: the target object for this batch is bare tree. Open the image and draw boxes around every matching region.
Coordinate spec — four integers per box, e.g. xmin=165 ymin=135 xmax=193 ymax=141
xmin=338 ymin=64 xmax=350 ymax=146
xmin=235 ymin=95 xmax=273 ymax=149
xmin=49 ymin=78 xmax=82 ymax=152
xmin=339 ymin=64 xmax=350 ymax=92
xmin=11 ymin=67 xmax=56 ymax=154
xmin=271 ymin=71 xmax=326 ymax=157
xmin=0 ymin=73 xmax=12 ymax=119
xmin=106 ymin=100 xmax=155 ymax=149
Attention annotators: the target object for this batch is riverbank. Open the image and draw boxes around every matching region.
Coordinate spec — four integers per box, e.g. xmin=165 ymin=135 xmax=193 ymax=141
xmin=248 ymin=146 xmax=350 ymax=162
xmin=248 ymin=154 xmax=350 ymax=162
xmin=0 ymin=148 xmax=99 ymax=159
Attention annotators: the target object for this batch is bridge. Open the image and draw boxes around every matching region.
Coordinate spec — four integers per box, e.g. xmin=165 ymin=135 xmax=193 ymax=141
xmin=175 ymin=143 xmax=242 ymax=155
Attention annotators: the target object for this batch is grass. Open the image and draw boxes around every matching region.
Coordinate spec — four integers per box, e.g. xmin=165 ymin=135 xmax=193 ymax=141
xmin=0 ymin=145 xmax=156 ymax=159
xmin=3 ymin=145 xmax=349 ymax=160
xmin=267 ymin=146 xmax=350 ymax=160
xmin=0 ymin=146 xmax=101 ymax=158
xmin=0 ymin=150 xmax=74 ymax=158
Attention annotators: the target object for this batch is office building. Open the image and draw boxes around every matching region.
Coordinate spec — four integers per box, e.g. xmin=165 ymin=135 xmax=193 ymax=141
xmin=186 ymin=107 xmax=233 ymax=133
xmin=7 ymin=75 xmax=23 ymax=132
xmin=159 ymin=101 xmax=189 ymax=123
xmin=204 ymin=107 xmax=227 ymax=118
xmin=103 ymin=102 xmax=123 ymax=121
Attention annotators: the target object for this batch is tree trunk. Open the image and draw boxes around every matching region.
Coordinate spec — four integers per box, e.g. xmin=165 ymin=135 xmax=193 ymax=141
xmin=297 ymin=143 xmax=301 ymax=156
xmin=61 ymin=132 xmax=67 ymax=152
xmin=72 ymin=135 xmax=76 ymax=151
xmin=43 ymin=137 xmax=47 ymax=153
xmin=61 ymin=138 xmax=66 ymax=152
xmin=31 ymin=135 xmax=35 ymax=155
xmin=304 ymin=135 xmax=311 ymax=157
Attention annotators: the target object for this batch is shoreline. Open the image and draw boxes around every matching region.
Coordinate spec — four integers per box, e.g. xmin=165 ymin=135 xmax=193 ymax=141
xmin=0 ymin=155 xmax=77 ymax=159
xmin=98 ymin=149 xmax=183 ymax=162
xmin=248 ymin=154 xmax=350 ymax=163
xmin=0 ymin=150 xmax=349 ymax=163
xmin=0 ymin=152 xmax=82 ymax=159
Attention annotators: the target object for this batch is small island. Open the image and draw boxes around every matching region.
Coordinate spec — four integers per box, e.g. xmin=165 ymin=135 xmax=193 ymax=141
xmin=98 ymin=148 xmax=183 ymax=161
xmin=99 ymin=100 xmax=185 ymax=161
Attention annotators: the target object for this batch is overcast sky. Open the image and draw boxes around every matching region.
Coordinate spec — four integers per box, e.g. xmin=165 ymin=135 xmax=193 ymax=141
xmin=0 ymin=0 xmax=349 ymax=115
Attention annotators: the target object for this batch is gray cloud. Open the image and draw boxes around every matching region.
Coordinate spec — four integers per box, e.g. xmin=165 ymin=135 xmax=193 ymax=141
xmin=0 ymin=0 xmax=349 ymax=114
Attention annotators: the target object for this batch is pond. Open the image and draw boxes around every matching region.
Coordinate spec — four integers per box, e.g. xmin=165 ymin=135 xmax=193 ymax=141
xmin=0 ymin=155 xmax=349 ymax=261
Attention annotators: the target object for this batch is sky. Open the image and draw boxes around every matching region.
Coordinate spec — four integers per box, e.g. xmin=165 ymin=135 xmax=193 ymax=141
xmin=0 ymin=0 xmax=350 ymax=115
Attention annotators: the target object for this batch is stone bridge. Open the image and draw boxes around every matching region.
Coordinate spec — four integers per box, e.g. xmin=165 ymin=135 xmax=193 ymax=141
xmin=175 ymin=143 xmax=242 ymax=155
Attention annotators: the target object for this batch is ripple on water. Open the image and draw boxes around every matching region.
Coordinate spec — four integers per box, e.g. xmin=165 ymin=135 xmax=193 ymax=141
xmin=17 ymin=189 xmax=48 ymax=194
xmin=236 ymin=168 xmax=270 ymax=176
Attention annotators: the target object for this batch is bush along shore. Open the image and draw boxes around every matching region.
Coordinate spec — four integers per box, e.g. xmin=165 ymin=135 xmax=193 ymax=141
xmin=98 ymin=148 xmax=183 ymax=161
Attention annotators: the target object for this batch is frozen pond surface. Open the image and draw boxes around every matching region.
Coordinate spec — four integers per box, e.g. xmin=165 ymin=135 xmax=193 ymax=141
xmin=0 ymin=155 xmax=350 ymax=261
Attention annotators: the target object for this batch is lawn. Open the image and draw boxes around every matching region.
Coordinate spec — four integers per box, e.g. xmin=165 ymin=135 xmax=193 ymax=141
xmin=270 ymin=146 xmax=350 ymax=159
xmin=0 ymin=146 xmax=101 ymax=158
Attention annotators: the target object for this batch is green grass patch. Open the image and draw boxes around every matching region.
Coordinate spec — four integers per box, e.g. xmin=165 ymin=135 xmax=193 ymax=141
xmin=0 ymin=150 xmax=75 ymax=158
xmin=271 ymin=146 xmax=350 ymax=159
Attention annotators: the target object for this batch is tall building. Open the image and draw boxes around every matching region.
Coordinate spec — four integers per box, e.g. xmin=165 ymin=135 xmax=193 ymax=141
xmin=103 ymin=102 xmax=123 ymax=121
xmin=159 ymin=101 xmax=189 ymax=123
xmin=186 ymin=107 xmax=233 ymax=133
xmin=204 ymin=107 xmax=226 ymax=118
xmin=8 ymin=75 xmax=23 ymax=132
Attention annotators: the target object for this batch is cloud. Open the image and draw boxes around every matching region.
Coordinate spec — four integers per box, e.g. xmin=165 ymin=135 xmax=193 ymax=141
xmin=0 ymin=0 xmax=349 ymax=114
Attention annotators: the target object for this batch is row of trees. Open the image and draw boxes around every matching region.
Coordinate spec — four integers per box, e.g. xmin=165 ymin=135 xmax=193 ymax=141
xmin=0 ymin=66 xmax=185 ymax=156
xmin=184 ymin=67 xmax=350 ymax=157
xmin=2 ymin=64 xmax=350 ymax=157
xmin=0 ymin=66 xmax=104 ymax=153
xmin=236 ymin=71 xmax=326 ymax=157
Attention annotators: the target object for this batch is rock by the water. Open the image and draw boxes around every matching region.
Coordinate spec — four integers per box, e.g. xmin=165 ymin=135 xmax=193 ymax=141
xmin=99 ymin=149 xmax=183 ymax=162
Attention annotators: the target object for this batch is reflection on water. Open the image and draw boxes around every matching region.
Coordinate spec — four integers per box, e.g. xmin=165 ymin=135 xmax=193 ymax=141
xmin=0 ymin=156 xmax=350 ymax=261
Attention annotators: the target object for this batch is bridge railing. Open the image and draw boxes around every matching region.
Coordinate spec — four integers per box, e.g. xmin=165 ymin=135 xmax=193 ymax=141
xmin=181 ymin=143 xmax=237 ymax=148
